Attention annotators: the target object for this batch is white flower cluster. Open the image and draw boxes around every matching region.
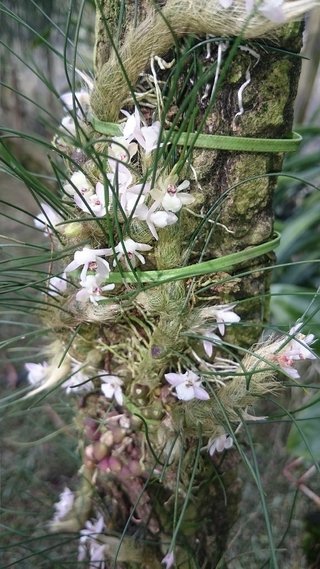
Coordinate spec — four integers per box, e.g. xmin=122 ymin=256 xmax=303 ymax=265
xmin=62 ymin=364 xmax=96 ymax=394
xmin=25 ymin=361 xmax=125 ymax=405
xmin=60 ymin=107 xmax=193 ymax=237
xmin=34 ymin=91 xmax=318 ymax=480
xmin=60 ymin=241 xmax=156 ymax=304
xmin=25 ymin=361 xmax=91 ymax=393
xmin=218 ymin=0 xmax=285 ymax=24
xmin=64 ymin=246 xmax=115 ymax=304
xmin=35 ymin=107 xmax=196 ymax=305
xmin=78 ymin=514 xmax=107 ymax=569
xmin=163 ymin=321 xmax=317 ymax=408
xmin=163 ymin=304 xmax=241 ymax=402
xmin=51 ymin=491 xmax=107 ymax=567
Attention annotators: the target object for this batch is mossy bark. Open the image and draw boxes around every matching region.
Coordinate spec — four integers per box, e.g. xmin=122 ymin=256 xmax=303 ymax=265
xmin=189 ymin=25 xmax=302 ymax=348
xmin=79 ymin=5 xmax=303 ymax=569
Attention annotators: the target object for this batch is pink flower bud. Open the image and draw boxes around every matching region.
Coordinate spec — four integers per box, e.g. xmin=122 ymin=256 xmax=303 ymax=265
xmin=109 ymin=456 xmax=122 ymax=473
xmin=128 ymin=460 xmax=142 ymax=476
xmin=120 ymin=466 xmax=131 ymax=479
xmin=130 ymin=447 xmax=140 ymax=459
xmin=97 ymin=457 xmax=110 ymax=471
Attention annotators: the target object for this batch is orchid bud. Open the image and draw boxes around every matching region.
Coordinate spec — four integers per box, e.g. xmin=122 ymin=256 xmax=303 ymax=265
xmin=128 ymin=460 xmax=142 ymax=476
xmin=100 ymin=431 xmax=114 ymax=447
xmin=97 ymin=457 xmax=110 ymax=471
xmin=112 ymin=428 xmax=126 ymax=444
xmin=84 ymin=444 xmax=95 ymax=462
xmin=92 ymin=441 xmax=108 ymax=462
xmin=109 ymin=456 xmax=122 ymax=473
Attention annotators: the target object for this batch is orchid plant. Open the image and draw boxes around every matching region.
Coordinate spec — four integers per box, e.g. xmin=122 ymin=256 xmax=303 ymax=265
xmin=1 ymin=1 xmax=319 ymax=568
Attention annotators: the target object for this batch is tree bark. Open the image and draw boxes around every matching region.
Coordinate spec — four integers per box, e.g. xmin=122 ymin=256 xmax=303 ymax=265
xmin=190 ymin=24 xmax=302 ymax=348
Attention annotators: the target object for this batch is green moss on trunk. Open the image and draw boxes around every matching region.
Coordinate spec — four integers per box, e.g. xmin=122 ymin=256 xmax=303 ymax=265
xmin=190 ymin=25 xmax=302 ymax=347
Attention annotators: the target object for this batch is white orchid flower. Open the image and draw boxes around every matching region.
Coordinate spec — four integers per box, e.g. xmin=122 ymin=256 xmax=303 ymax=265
xmin=161 ymin=180 xmax=194 ymax=213
xmin=107 ymin=163 xmax=151 ymax=217
xmin=202 ymin=330 xmax=222 ymax=358
xmin=60 ymin=87 xmax=91 ymax=137
xmin=200 ymin=303 xmax=241 ymax=336
xmin=164 ymin=370 xmax=210 ymax=401
xmin=188 ymin=318 xmax=222 ymax=358
xmin=107 ymin=162 xmax=133 ymax=193
xmin=147 ymin=209 xmax=178 ymax=239
xmin=109 ymin=136 xmax=138 ymax=166
xmin=274 ymin=357 xmax=300 ymax=379
xmin=78 ymin=515 xmax=105 ymax=565
xmin=208 ymin=433 xmax=233 ymax=456
xmin=76 ymin=274 xmax=115 ymax=304
xmin=112 ymin=238 xmax=152 ymax=268
xmin=60 ymin=90 xmax=90 ymax=114
xmin=122 ymin=108 xmax=161 ymax=153
xmin=65 ymin=247 xmax=112 ymax=282
xmin=48 ymin=273 xmax=68 ymax=296
xmin=258 ymin=0 xmax=285 ymax=23
xmin=140 ymin=121 xmax=161 ymax=154
xmin=146 ymin=210 xmax=177 ymax=239
xmin=52 ymin=487 xmax=75 ymax=523
xmin=99 ymin=374 xmax=124 ymax=406
xmin=63 ymin=171 xmax=93 ymax=197
xmin=151 ymin=173 xmax=194 ymax=213
xmin=74 ymin=182 xmax=107 ymax=217
xmin=122 ymin=107 xmax=145 ymax=144
xmin=62 ymin=364 xmax=95 ymax=394
xmin=214 ymin=305 xmax=241 ymax=335
xmin=218 ymin=0 xmax=285 ymax=23
xmin=89 ymin=544 xmax=107 ymax=569
xmin=161 ymin=551 xmax=175 ymax=569
xmin=34 ymin=203 xmax=63 ymax=234
xmin=60 ymin=70 xmax=93 ymax=136
xmin=60 ymin=115 xmax=77 ymax=137
xmin=25 ymin=362 xmax=48 ymax=386
xmin=287 ymin=324 xmax=316 ymax=360
xmin=120 ymin=190 xmax=147 ymax=217
xmin=135 ymin=202 xmax=178 ymax=239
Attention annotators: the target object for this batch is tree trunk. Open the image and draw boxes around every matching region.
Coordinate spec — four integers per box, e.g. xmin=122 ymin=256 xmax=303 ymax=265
xmin=67 ymin=4 xmax=303 ymax=568
xmin=191 ymin=25 xmax=302 ymax=349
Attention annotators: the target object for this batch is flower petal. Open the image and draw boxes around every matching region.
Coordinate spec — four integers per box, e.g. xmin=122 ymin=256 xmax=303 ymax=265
xmin=194 ymin=385 xmax=210 ymax=400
